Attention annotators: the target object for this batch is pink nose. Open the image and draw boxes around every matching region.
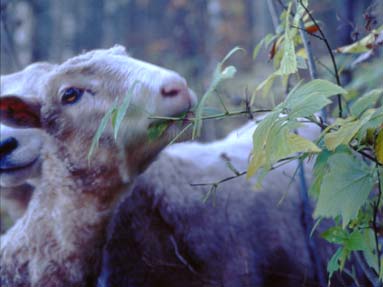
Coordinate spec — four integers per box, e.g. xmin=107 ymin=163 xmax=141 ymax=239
xmin=160 ymin=76 xmax=188 ymax=98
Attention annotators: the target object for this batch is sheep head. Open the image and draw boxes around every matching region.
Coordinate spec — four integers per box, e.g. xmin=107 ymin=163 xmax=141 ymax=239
xmin=0 ymin=62 xmax=55 ymax=188
xmin=0 ymin=46 xmax=196 ymax=194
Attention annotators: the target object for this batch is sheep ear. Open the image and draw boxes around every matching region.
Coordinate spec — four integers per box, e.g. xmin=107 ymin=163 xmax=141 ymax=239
xmin=0 ymin=95 xmax=42 ymax=128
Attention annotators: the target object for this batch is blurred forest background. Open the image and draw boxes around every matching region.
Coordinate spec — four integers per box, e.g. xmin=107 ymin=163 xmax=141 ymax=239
xmin=0 ymin=0 xmax=381 ymax=138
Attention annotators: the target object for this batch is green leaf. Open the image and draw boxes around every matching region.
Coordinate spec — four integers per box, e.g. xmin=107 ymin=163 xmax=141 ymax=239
xmin=327 ymin=247 xmax=348 ymax=279
xmin=309 ymin=149 xmax=333 ymax=197
xmin=221 ymin=46 xmax=245 ymax=65
xmin=345 ymin=230 xmax=365 ymax=251
xmin=251 ymin=73 xmax=278 ymax=105
xmin=253 ymin=39 xmax=265 ymax=61
xmin=356 ymin=107 xmax=383 ymax=142
xmin=247 ymin=112 xmax=280 ymax=178
xmin=350 ymin=89 xmax=383 ymax=117
xmin=314 ymin=153 xmax=375 ymax=227
xmin=380 ymin=258 xmax=383 ymax=281
xmin=247 ymin=115 xmax=320 ymax=178
xmin=147 ymin=122 xmax=168 ymax=142
xmin=88 ymin=107 xmax=116 ymax=161
xmin=253 ymin=33 xmax=276 ymax=61
xmin=362 ymin=229 xmax=380 ymax=273
xmin=284 ymin=79 xmax=347 ymax=118
xmin=321 ymin=226 xmax=348 ymax=244
xmin=325 ymin=111 xmax=374 ymax=151
xmin=113 ymin=82 xmax=137 ymax=140
xmin=324 ymin=119 xmax=362 ymax=151
xmin=221 ymin=66 xmax=237 ymax=79
xmin=192 ymin=47 xmax=243 ymax=139
xmin=278 ymin=2 xmax=297 ymax=75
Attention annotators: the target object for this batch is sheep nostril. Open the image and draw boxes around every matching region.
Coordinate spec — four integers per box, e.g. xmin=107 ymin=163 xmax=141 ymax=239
xmin=160 ymin=75 xmax=188 ymax=98
xmin=0 ymin=137 xmax=18 ymax=158
xmin=161 ymin=87 xmax=181 ymax=97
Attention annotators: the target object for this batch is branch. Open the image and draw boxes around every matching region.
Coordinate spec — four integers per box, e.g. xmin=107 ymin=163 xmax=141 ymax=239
xmin=290 ymin=24 xmax=325 ymax=41
xmin=148 ymin=109 xmax=271 ymax=122
xmin=191 ymin=156 xmax=299 ymax=188
xmin=298 ymin=0 xmax=343 ymax=118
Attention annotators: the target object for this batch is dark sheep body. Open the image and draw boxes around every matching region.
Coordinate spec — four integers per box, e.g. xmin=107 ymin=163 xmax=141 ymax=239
xmin=98 ymin=154 xmax=340 ymax=287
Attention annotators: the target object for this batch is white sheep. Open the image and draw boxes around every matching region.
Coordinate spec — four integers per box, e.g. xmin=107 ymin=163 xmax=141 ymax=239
xmin=0 ymin=45 xmax=196 ymax=287
xmin=0 ymin=63 xmax=56 ymax=223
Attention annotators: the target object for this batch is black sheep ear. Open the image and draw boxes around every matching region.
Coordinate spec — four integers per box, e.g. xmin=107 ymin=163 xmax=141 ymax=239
xmin=0 ymin=95 xmax=42 ymax=128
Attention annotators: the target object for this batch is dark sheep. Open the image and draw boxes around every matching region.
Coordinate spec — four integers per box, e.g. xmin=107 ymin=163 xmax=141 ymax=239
xmin=98 ymin=153 xmax=348 ymax=287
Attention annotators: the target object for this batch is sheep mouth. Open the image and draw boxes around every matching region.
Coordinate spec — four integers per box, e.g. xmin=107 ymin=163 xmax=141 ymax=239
xmin=148 ymin=111 xmax=194 ymax=141
xmin=0 ymin=157 xmax=40 ymax=174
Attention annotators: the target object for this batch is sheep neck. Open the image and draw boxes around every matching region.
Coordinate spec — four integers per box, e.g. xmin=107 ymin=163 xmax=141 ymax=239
xmin=0 ymin=146 xmax=131 ymax=287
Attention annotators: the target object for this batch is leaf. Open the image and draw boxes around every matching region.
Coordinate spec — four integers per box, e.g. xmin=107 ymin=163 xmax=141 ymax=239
xmin=350 ymin=89 xmax=383 ymax=117
xmin=336 ymin=27 xmax=383 ymax=54
xmin=221 ymin=66 xmax=237 ymax=79
xmin=376 ymin=129 xmax=383 ymax=164
xmin=192 ymin=47 xmax=243 ymax=139
xmin=284 ymin=79 xmax=347 ymax=118
xmin=356 ymin=107 xmax=383 ymax=142
xmin=325 ymin=111 xmax=374 ymax=151
xmin=278 ymin=2 xmax=297 ymax=75
xmin=251 ymin=73 xmax=277 ymax=105
xmin=247 ymin=111 xmax=279 ymax=178
xmin=321 ymin=226 xmax=348 ymax=244
xmin=314 ymin=153 xmax=375 ymax=227
xmin=88 ymin=107 xmax=116 ymax=161
xmin=309 ymin=149 xmax=333 ymax=197
xmin=273 ymin=132 xmax=321 ymax=160
xmin=380 ymin=258 xmax=383 ymax=281
xmin=147 ymin=122 xmax=168 ymax=142
xmin=362 ymin=229 xmax=380 ymax=274
xmin=345 ymin=230 xmax=365 ymax=251
xmin=327 ymin=247 xmax=348 ymax=279
xmin=324 ymin=120 xmax=362 ymax=151
xmin=113 ymin=82 xmax=137 ymax=140
xmin=247 ymin=114 xmax=320 ymax=178
xmin=305 ymin=24 xmax=319 ymax=33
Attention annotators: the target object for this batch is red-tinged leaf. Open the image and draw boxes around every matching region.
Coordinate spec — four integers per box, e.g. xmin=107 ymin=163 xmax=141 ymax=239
xmin=305 ymin=24 xmax=319 ymax=33
xmin=269 ymin=40 xmax=277 ymax=60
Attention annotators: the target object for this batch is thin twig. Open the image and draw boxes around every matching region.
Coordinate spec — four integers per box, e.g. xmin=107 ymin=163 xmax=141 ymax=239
xmin=148 ymin=109 xmax=271 ymax=122
xmin=191 ymin=155 xmax=299 ymax=188
xmin=298 ymin=0 xmax=343 ymax=118
xmin=314 ymin=55 xmax=337 ymax=78
xmin=290 ymin=24 xmax=324 ymax=41
xmin=191 ymin=171 xmax=247 ymax=187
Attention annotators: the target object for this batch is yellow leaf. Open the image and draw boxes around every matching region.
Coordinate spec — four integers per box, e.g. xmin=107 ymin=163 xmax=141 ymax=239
xmin=336 ymin=27 xmax=383 ymax=54
xmin=247 ymin=152 xmax=265 ymax=179
xmin=376 ymin=129 xmax=383 ymax=164
xmin=296 ymin=48 xmax=307 ymax=59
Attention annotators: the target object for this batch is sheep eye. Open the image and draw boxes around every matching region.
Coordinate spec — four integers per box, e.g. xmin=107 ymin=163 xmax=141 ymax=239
xmin=61 ymin=88 xmax=84 ymax=105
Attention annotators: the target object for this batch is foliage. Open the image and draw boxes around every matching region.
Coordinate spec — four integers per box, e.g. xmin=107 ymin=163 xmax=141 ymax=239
xmin=247 ymin=0 xmax=382 ymax=284
xmin=89 ymin=1 xmax=382 ymax=284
